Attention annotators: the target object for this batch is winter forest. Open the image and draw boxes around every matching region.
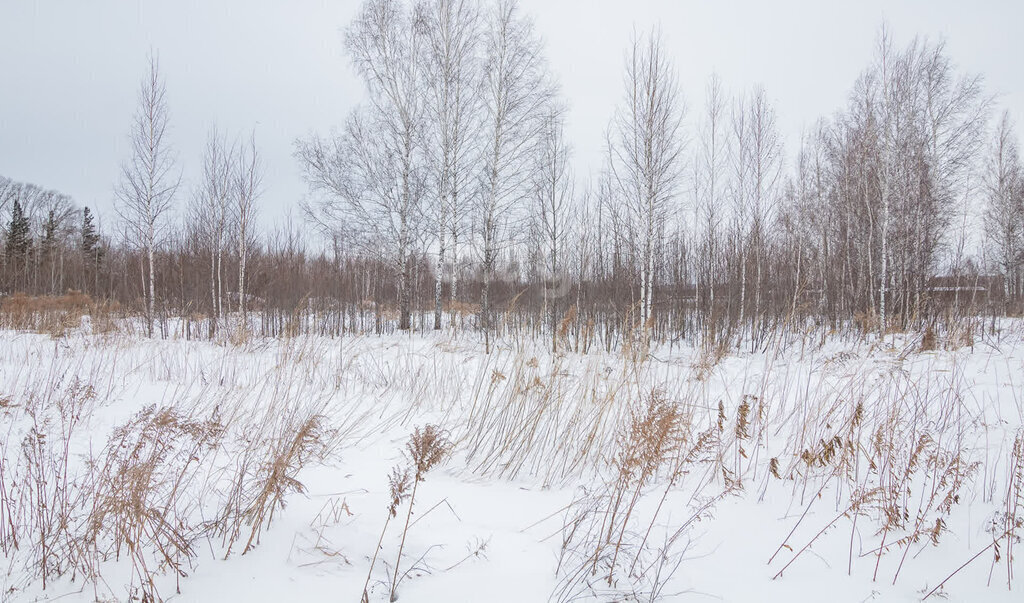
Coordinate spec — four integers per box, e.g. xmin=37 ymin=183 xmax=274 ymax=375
xmin=1 ymin=1 xmax=1023 ymax=602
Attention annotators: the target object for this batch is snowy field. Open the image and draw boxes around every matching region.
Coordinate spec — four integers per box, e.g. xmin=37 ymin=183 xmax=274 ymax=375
xmin=1 ymin=324 xmax=1022 ymax=602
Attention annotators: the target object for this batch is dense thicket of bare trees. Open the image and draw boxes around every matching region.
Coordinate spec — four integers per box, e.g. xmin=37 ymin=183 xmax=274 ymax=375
xmin=3 ymin=4 xmax=1022 ymax=347
xmin=298 ymin=0 xmax=430 ymax=331
xmin=985 ymin=111 xmax=1024 ymax=303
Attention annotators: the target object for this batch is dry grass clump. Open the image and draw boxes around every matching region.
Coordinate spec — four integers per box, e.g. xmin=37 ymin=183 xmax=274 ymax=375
xmin=989 ymin=429 xmax=1024 ymax=590
xmin=13 ymin=403 xmax=335 ymax=600
xmin=936 ymin=316 xmax=978 ymax=351
xmin=691 ymin=338 xmax=729 ymax=381
xmin=558 ymin=304 xmax=577 ymax=341
xmin=0 ymin=335 xmax=351 ymax=601
xmin=448 ymin=300 xmax=481 ymax=317
xmin=918 ymin=317 xmax=978 ymax=353
xmin=240 ymin=414 xmax=329 ymax=554
xmin=920 ymin=324 xmax=937 ymax=351
xmin=853 ymin=311 xmax=881 ymax=338
xmin=707 ymin=392 xmax=765 ymax=491
xmin=461 ymin=352 xmax=630 ymax=484
xmin=215 ymin=408 xmax=334 ymax=559
xmin=0 ymin=290 xmax=92 ymax=314
xmin=923 ymin=428 xmax=1023 ymax=599
xmin=7 ymin=378 xmax=96 ymax=590
xmin=768 ymin=360 xmax=981 ymax=586
xmin=456 ymin=344 xmax=694 ymax=486
xmin=553 ymin=389 xmax=722 ymax=602
xmin=0 ymin=291 xmax=121 ymax=337
xmin=0 ymin=394 xmax=17 ymax=554
xmin=600 ymin=392 xmax=685 ymax=579
xmin=5 ymin=390 xmax=230 ymax=601
xmin=228 ymin=321 xmax=253 ymax=347
xmin=85 ymin=405 xmax=225 ymax=598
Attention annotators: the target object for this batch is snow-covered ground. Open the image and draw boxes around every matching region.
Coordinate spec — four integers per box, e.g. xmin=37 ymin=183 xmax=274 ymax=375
xmin=1 ymin=324 xmax=1022 ymax=602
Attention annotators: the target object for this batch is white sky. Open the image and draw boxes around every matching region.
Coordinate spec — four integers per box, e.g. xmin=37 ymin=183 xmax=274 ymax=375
xmin=1 ymin=0 xmax=1021 ymax=229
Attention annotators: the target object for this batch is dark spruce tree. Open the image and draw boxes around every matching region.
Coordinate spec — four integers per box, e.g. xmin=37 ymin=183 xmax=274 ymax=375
xmin=5 ymin=200 xmax=32 ymax=291
xmin=81 ymin=207 xmax=100 ymax=257
xmin=39 ymin=210 xmax=59 ymax=294
xmin=81 ymin=206 xmax=103 ymax=294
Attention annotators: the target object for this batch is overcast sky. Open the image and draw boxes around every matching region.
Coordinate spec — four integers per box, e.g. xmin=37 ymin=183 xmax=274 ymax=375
xmin=1 ymin=0 xmax=1021 ymax=229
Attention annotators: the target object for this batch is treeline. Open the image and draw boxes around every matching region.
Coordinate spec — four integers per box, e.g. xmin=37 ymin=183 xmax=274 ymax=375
xmin=2 ymin=0 xmax=1022 ymax=349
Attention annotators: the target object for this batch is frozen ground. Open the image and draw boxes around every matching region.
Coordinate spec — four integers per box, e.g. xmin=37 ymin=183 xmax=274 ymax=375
xmin=1 ymin=324 xmax=1022 ymax=602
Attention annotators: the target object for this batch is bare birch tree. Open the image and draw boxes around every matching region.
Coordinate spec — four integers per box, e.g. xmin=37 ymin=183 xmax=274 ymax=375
xmin=421 ymin=0 xmax=483 ymax=329
xmin=115 ymin=54 xmax=180 ymax=337
xmin=744 ymin=86 xmax=783 ymax=345
xmin=729 ymin=93 xmax=751 ymax=334
xmin=192 ymin=126 xmax=233 ymax=331
xmin=477 ymin=0 xmax=554 ymax=348
xmin=693 ymin=74 xmax=729 ymax=335
xmin=532 ymin=104 xmax=574 ymax=350
xmin=608 ymin=29 xmax=687 ymax=329
xmin=235 ymin=131 xmax=262 ymax=324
